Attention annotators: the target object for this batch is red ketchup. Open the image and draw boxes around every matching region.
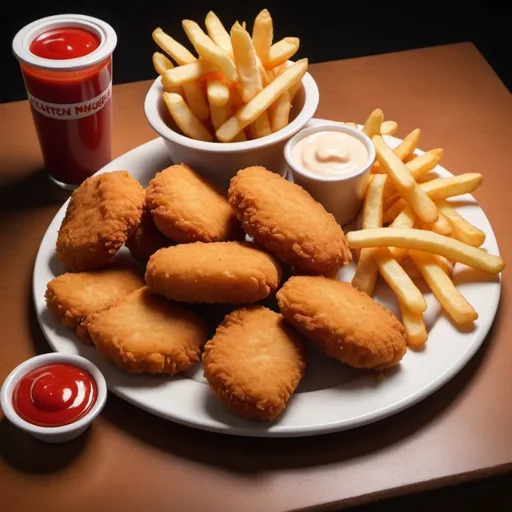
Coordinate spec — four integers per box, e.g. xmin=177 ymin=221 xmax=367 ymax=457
xmin=13 ymin=16 xmax=117 ymax=188
xmin=12 ymin=363 xmax=97 ymax=427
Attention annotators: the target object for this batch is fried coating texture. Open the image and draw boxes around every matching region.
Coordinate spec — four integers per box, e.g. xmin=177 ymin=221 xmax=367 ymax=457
xmin=125 ymin=209 xmax=172 ymax=263
xmin=56 ymin=171 xmax=145 ymax=271
xmin=276 ymin=276 xmax=407 ymax=370
xmin=145 ymin=164 xmax=243 ymax=243
xmin=202 ymin=306 xmax=307 ymax=421
xmin=88 ymin=287 xmax=208 ymax=375
xmin=228 ymin=166 xmax=352 ymax=275
xmin=145 ymin=241 xmax=281 ymax=304
xmin=45 ymin=259 xmax=145 ymax=344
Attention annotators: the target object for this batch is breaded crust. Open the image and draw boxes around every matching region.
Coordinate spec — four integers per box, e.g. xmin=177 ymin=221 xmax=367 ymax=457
xmin=276 ymin=276 xmax=407 ymax=370
xmin=145 ymin=164 xmax=243 ymax=243
xmin=45 ymin=259 xmax=145 ymax=344
xmin=202 ymin=306 xmax=307 ymax=421
xmin=88 ymin=287 xmax=208 ymax=375
xmin=145 ymin=241 xmax=281 ymax=304
xmin=56 ymin=171 xmax=145 ymax=271
xmin=228 ymin=166 xmax=351 ymax=275
xmin=125 ymin=209 xmax=172 ymax=263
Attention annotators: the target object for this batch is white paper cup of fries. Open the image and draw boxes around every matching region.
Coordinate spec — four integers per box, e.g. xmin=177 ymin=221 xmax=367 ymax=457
xmin=144 ymin=10 xmax=319 ymax=189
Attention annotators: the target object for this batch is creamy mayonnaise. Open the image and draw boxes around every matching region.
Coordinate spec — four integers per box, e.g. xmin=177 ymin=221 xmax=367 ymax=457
xmin=292 ymin=130 xmax=368 ymax=177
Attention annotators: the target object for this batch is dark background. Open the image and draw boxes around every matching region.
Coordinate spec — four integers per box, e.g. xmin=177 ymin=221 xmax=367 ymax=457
xmin=2 ymin=2 xmax=511 ymax=103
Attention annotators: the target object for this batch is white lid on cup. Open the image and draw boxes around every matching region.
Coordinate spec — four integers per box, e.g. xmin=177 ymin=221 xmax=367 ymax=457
xmin=12 ymin=13 xmax=117 ymax=71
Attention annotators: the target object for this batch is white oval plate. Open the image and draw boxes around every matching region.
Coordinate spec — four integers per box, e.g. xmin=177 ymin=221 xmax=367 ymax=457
xmin=33 ymin=119 xmax=502 ymax=437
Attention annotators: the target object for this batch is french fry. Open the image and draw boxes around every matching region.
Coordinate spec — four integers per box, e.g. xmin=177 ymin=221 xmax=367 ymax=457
xmin=205 ymin=11 xmax=234 ymax=58
xmin=273 ymin=61 xmax=301 ymax=101
xmin=436 ymin=200 xmax=486 ymax=247
xmin=207 ymin=79 xmax=230 ymax=107
xmin=373 ymin=135 xmax=438 ymax=224
xmin=152 ymin=52 xmax=174 ymax=75
xmin=409 ymin=250 xmax=478 ymax=325
xmin=182 ymin=82 xmax=210 ymax=122
xmin=163 ymin=92 xmax=213 ymax=142
xmin=269 ymin=91 xmax=291 ymax=132
xmin=251 ymin=113 xmax=272 ymax=138
xmin=373 ymin=248 xmax=427 ymax=313
xmin=394 ymin=128 xmax=420 ymax=161
xmin=388 ymin=206 xmax=416 ymax=261
xmin=420 ymin=213 xmax=452 ymax=236
xmin=217 ymin=59 xmax=308 ymax=141
xmin=164 ymin=59 xmax=217 ymax=86
xmin=231 ymin=22 xmax=262 ymax=103
xmin=152 ymin=28 xmax=196 ymax=65
xmin=399 ymin=301 xmax=428 ymax=347
xmin=346 ymin=228 xmax=505 ymax=274
xmin=252 ymin=8 xmax=273 ymax=66
xmin=362 ymin=109 xmax=384 ymax=139
xmin=257 ymin=56 xmax=269 ymax=86
xmin=267 ymin=37 xmax=300 ymax=68
xmin=209 ymin=102 xmax=230 ymax=133
xmin=352 ymin=174 xmax=387 ymax=295
xmin=182 ymin=20 xmax=238 ymax=82
xmin=381 ymin=120 xmax=398 ymax=135
xmin=161 ymin=76 xmax=182 ymax=95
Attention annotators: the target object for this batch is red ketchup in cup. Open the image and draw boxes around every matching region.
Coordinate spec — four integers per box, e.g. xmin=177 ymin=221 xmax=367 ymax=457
xmin=12 ymin=363 xmax=97 ymax=427
xmin=12 ymin=15 xmax=117 ymax=189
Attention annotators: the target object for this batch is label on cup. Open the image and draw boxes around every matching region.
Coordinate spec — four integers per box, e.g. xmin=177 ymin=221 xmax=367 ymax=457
xmin=27 ymin=82 xmax=112 ymax=120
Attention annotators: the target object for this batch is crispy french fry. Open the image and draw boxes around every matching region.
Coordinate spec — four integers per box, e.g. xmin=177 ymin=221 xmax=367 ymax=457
xmin=209 ymin=102 xmax=230 ymax=133
xmin=152 ymin=52 xmax=174 ymax=75
xmin=373 ymin=248 xmax=427 ymax=313
xmin=164 ymin=59 xmax=217 ymax=86
xmin=381 ymin=120 xmax=398 ymax=136
xmin=251 ymin=113 xmax=272 ymax=138
xmin=394 ymin=128 xmax=420 ymax=161
xmin=436 ymin=200 xmax=486 ymax=247
xmin=182 ymin=20 xmax=237 ymax=82
xmin=388 ymin=206 xmax=417 ymax=261
xmin=252 ymin=8 xmax=273 ymax=66
xmin=273 ymin=61 xmax=301 ymax=101
xmin=207 ymin=79 xmax=230 ymax=107
xmin=257 ymin=56 xmax=269 ymax=86
xmin=269 ymin=90 xmax=291 ymax=132
xmin=267 ymin=37 xmax=300 ymax=68
xmin=205 ymin=11 xmax=234 ymax=58
xmin=163 ymin=92 xmax=213 ymax=142
xmin=346 ymin=228 xmax=505 ymax=274
xmin=182 ymin=82 xmax=210 ymax=122
xmin=409 ymin=250 xmax=478 ymax=325
xmin=352 ymin=174 xmax=388 ymax=295
xmin=362 ymin=109 xmax=384 ymax=139
xmin=399 ymin=301 xmax=428 ymax=347
xmin=231 ymin=22 xmax=262 ymax=103
xmin=161 ymin=77 xmax=182 ymax=95
xmin=217 ymin=59 xmax=308 ymax=141
xmin=152 ymin=28 xmax=196 ymax=65
xmin=373 ymin=135 xmax=438 ymax=224
xmin=420 ymin=212 xmax=452 ymax=236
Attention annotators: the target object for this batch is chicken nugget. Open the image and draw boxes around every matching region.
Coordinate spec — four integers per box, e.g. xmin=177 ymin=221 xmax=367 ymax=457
xmin=145 ymin=241 xmax=281 ymax=304
xmin=228 ymin=166 xmax=352 ymax=275
xmin=276 ymin=276 xmax=407 ymax=370
xmin=56 ymin=171 xmax=145 ymax=271
xmin=202 ymin=306 xmax=307 ymax=421
xmin=125 ymin=209 xmax=172 ymax=263
xmin=145 ymin=164 xmax=243 ymax=243
xmin=88 ymin=287 xmax=208 ymax=375
xmin=45 ymin=259 xmax=145 ymax=344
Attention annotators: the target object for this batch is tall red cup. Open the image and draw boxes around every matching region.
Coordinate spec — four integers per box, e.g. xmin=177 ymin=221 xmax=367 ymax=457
xmin=12 ymin=14 xmax=117 ymax=189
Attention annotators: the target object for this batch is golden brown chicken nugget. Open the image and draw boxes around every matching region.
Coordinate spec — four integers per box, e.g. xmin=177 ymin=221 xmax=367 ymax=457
xmin=88 ymin=287 xmax=208 ymax=375
xmin=145 ymin=164 xmax=243 ymax=243
xmin=202 ymin=306 xmax=307 ymax=421
xmin=56 ymin=171 xmax=145 ymax=271
xmin=276 ymin=276 xmax=407 ymax=370
xmin=228 ymin=166 xmax=352 ymax=275
xmin=125 ymin=209 xmax=172 ymax=263
xmin=45 ymin=259 xmax=145 ymax=344
xmin=145 ymin=241 xmax=281 ymax=304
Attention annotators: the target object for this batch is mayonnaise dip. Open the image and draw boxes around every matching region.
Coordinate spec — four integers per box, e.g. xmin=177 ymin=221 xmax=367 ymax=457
xmin=292 ymin=130 xmax=368 ymax=177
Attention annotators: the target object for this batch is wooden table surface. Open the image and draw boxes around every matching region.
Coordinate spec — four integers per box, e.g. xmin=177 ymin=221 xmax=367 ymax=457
xmin=1 ymin=42 xmax=511 ymax=512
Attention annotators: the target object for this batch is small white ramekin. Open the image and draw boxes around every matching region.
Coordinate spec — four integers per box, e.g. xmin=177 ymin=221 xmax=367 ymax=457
xmin=144 ymin=71 xmax=319 ymax=190
xmin=1 ymin=352 xmax=107 ymax=443
xmin=284 ymin=122 xmax=376 ymax=226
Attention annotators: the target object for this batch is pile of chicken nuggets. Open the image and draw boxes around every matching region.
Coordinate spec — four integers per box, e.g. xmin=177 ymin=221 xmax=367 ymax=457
xmin=46 ymin=164 xmax=407 ymax=422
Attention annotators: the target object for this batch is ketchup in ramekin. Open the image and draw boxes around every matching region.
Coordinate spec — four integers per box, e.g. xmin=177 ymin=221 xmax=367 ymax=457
xmin=12 ymin=15 xmax=117 ymax=189
xmin=12 ymin=363 xmax=98 ymax=427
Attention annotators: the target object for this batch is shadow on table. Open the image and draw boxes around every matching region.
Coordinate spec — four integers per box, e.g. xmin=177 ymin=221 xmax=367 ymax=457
xmin=0 ymin=418 xmax=90 ymax=473
xmin=98 ymin=293 xmax=503 ymax=474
